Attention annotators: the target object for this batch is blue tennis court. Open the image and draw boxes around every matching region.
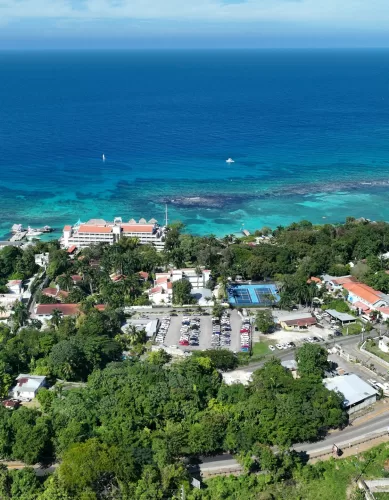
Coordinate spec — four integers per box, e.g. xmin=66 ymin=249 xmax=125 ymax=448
xmin=228 ymin=284 xmax=280 ymax=306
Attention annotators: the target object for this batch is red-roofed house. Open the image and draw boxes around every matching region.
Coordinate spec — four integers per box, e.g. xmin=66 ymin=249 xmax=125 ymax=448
xmin=343 ymin=282 xmax=389 ymax=311
xmin=35 ymin=304 xmax=80 ymax=319
xmin=138 ymin=272 xmax=149 ymax=281
xmin=281 ymin=315 xmax=317 ymax=330
xmin=41 ymin=287 xmax=69 ymax=302
xmin=94 ymin=304 xmax=106 ymax=312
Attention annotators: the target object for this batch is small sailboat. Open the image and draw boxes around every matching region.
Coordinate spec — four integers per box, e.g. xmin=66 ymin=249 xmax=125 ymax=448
xmin=102 ymin=154 xmax=106 ymax=162
xmin=226 ymin=158 xmax=235 ymax=164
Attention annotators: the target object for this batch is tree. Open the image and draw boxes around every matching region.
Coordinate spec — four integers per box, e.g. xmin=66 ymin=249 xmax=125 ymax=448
xmin=49 ymin=339 xmax=86 ymax=380
xmin=10 ymin=468 xmax=41 ymax=500
xmin=12 ymin=301 xmax=29 ymax=330
xmin=36 ymin=388 xmax=56 ymax=413
xmin=172 ymin=279 xmax=193 ymax=305
xmin=58 ymin=439 xmax=117 ymax=497
xmin=50 ymin=309 xmax=63 ymax=330
xmin=255 ymin=310 xmax=275 ymax=334
xmin=296 ymin=343 xmax=329 ymax=379
xmin=192 ymin=349 xmax=238 ymax=371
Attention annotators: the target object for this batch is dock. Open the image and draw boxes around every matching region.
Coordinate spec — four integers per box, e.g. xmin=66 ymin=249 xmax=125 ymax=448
xmin=242 ymin=229 xmax=251 ymax=237
xmin=10 ymin=231 xmax=27 ymax=242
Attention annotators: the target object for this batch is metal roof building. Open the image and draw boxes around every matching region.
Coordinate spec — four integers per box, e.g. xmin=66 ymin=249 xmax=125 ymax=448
xmin=323 ymin=374 xmax=377 ymax=415
xmin=325 ymin=309 xmax=356 ymax=324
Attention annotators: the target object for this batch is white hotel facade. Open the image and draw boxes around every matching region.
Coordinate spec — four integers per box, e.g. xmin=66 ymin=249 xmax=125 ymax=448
xmin=62 ymin=218 xmax=166 ymax=251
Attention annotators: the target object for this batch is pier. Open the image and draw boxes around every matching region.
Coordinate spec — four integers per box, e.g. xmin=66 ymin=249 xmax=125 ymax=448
xmin=10 ymin=231 xmax=27 ymax=242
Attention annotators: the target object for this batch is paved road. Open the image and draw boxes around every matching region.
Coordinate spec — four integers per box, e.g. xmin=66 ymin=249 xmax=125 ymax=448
xmin=196 ymin=399 xmax=389 ymax=474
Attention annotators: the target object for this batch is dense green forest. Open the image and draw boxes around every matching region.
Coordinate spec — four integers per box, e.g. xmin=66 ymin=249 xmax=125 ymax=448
xmin=0 ymin=217 xmax=389 ymax=497
xmin=0 ymin=353 xmax=346 ymax=499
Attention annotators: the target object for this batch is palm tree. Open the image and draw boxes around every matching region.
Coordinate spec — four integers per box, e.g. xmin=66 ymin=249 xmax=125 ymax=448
xmin=195 ymin=266 xmax=202 ymax=288
xmin=12 ymin=300 xmax=29 ymax=330
xmin=50 ymin=309 xmax=63 ymax=330
xmin=57 ymin=272 xmax=73 ymax=292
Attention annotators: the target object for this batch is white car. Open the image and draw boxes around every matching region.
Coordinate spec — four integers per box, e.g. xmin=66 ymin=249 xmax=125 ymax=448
xmin=269 ymin=345 xmax=276 ymax=351
xmin=275 ymin=344 xmax=283 ymax=350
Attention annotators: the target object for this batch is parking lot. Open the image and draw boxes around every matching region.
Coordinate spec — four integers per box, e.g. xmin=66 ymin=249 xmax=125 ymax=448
xmin=160 ymin=311 xmax=242 ymax=352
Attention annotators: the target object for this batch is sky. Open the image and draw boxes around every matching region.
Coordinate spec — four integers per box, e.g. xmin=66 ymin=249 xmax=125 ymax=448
xmin=1 ymin=0 xmax=389 ymax=49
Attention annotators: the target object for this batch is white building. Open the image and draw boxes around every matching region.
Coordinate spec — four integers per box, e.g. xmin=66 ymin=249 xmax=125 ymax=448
xmin=379 ymin=337 xmax=389 ymax=353
xmin=62 ymin=218 xmax=166 ymax=251
xmin=323 ymin=374 xmax=377 ymax=415
xmin=12 ymin=375 xmax=46 ymax=400
xmin=148 ymin=268 xmax=211 ymax=305
xmin=35 ymin=253 xmax=49 ymax=268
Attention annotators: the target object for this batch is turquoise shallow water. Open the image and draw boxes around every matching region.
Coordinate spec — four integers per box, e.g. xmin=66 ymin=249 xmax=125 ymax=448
xmin=1 ymin=49 xmax=389 ymax=238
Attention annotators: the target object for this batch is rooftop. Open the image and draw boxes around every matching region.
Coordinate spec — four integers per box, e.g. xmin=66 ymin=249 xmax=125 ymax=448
xmin=36 ymin=304 xmax=80 ymax=316
xmin=325 ymin=309 xmax=356 ymax=322
xmin=323 ymin=374 xmax=377 ymax=407
xmin=78 ymin=225 xmax=112 ymax=234
xmin=14 ymin=374 xmax=46 ymax=393
xmin=342 ymin=282 xmax=386 ymax=305
xmin=283 ymin=317 xmax=317 ymax=327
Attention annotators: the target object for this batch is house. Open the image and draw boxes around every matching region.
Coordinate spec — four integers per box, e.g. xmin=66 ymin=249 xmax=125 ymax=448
xmin=35 ymin=303 xmax=80 ymax=319
xmin=7 ymin=280 xmax=22 ymax=295
xmin=343 ymin=282 xmax=389 ymax=312
xmin=379 ymin=336 xmax=389 ymax=353
xmin=148 ymin=285 xmax=172 ymax=306
xmin=307 ymin=277 xmax=323 ymax=287
xmin=323 ymin=374 xmax=377 ymax=415
xmin=41 ymin=287 xmax=69 ymax=302
xmin=138 ymin=271 xmax=149 ymax=281
xmin=34 ymin=253 xmax=49 ymax=268
xmin=12 ymin=375 xmax=46 ymax=400
xmin=278 ymin=313 xmax=317 ymax=331
xmin=322 ymin=275 xmax=357 ymax=293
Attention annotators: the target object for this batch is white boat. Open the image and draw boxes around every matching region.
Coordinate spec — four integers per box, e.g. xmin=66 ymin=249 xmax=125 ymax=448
xmin=226 ymin=158 xmax=235 ymax=164
xmin=102 ymin=154 xmax=106 ymax=161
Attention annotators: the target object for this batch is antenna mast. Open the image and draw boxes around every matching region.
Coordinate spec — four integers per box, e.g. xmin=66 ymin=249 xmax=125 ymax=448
xmin=165 ymin=204 xmax=168 ymax=227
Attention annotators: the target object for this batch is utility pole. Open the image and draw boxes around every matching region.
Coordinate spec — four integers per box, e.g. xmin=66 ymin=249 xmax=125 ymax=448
xmin=165 ymin=204 xmax=168 ymax=227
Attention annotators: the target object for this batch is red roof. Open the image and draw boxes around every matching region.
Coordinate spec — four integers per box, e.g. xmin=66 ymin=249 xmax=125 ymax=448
xmin=156 ymin=277 xmax=169 ymax=285
xmin=94 ymin=304 xmax=106 ymax=311
xmin=71 ymin=275 xmax=82 ymax=282
xmin=307 ymin=276 xmax=322 ymax=284
xmin=78 ymin=225 xmax=112 ymax=234
xmin=41 ymin=287 xmax=59 ymax=297
xmin=63 ymin=225 xmax=72 ymax=231
xmin=343 ymin=282 xmax=383 ymax=305
xmin=283 ymin=317 xmax=317 ymax=327
xmin=138 ymin=272 xmax=149 ymax=280
xmin=150 ymin=286 xmax=163 ymax=295
xmin=121 ymin=224 xmax=154 ymax=234
xmin=331 ymin=276 xmax=357 ymax=286
xmin=67 ymin=245 xmax=77 ymax=254
xmin=353 ymin=301 xmax=370 ymax=312
xmin=36 ymin=304 xmax=80 ymax=316
xmin=167 ymin=282 xmax=173 ymax=290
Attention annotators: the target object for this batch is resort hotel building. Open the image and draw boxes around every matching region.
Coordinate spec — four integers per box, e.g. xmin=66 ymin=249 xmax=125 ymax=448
xmin=61 ymin=218 xmax=166 ymax=251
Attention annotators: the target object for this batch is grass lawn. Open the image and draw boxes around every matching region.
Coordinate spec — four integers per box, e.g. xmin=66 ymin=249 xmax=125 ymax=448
xmin=364 ymin=340 xmax=389 ymax=364
xmin=251 ymin=340 xmax=272 ymax=357
xmin=342 ymin=322 xmax=362 ymax=335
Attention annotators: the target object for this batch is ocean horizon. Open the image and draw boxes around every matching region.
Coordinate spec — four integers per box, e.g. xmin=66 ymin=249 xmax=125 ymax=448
xmin=2 ymin=49 xmax=389 ymax=239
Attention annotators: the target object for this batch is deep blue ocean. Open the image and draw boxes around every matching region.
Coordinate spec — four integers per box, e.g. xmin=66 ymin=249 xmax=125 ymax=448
xmin=2 ymin=49 xmax=389 ymax=238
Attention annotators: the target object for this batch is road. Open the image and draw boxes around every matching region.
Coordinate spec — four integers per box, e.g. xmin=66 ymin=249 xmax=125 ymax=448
xmin=196 ymin=408 xmax=389 ymax=474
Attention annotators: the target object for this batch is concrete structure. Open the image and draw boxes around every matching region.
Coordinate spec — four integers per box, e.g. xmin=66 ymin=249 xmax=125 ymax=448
xmin=0 ymin=241 xmax=24 ymax=249
xmin=222 ymin=370 xmax=253 ymax=386
xmin=325 ymin=309 xmax=356 ymax=324
xmin=62 ymin=218 xmax=166 ymax=251
xmin=35 ymin=253 xmax=49 ymax=268
xmin=323 ymin=374 xmax=377 ymax=415
xmin=7 ymin=280 xmax=22 ymax=295
xmin=379 ymin=336 xmax=389 ymax=353
xmin=12 ymin=375 xmax=46 ymax=400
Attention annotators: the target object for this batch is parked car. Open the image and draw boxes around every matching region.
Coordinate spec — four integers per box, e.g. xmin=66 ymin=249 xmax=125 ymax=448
xmin=269 ymin=345 xmax=276 ymax=351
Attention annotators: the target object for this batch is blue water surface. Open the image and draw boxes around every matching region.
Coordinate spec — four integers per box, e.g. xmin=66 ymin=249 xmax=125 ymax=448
xmin=1 ymin=49 xmax=389 ymax=238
